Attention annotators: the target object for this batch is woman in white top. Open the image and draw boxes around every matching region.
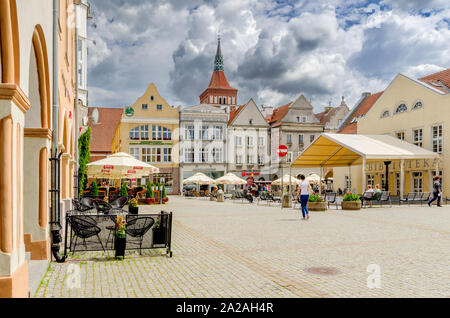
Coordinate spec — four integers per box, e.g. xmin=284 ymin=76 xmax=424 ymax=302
xmin=296 ymin=174 xmax=311 ymax=220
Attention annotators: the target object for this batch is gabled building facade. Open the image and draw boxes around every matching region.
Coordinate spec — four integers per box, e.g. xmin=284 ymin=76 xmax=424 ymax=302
xmin=111 ymin=83 xmax=181 ymax=194
xmin=315 ymin=96 xmax=350 ymax=133
xmin=179 ymin=104 xmax=228 ymax=190
xmin=227 ymin=99 xmax=271 ymax=181
xmin=267 ymin=95 xmax=324 ymax=179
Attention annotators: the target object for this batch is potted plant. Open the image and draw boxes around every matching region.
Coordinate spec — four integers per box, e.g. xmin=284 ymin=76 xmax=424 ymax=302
xmin=145 ymin=182 xmax=155 ymax=204
xmin=152 ymin=212 xmax=167 ymax=246
xmin=114 ymin=214 xmax=126 ymax=259
xmin=120 ymin=182 xmax=128 ymax=197
xmin=161 ymin=183 xmax=168 ymax=204
xmin=128 ymin=198 xmax=139 ymax=214
xmin=341 ymin=192 xmax=361 ymax=210
xmin=307 ymin=193 xmax=327 ymax=211
xmin=90 ymin=180 xmax=99 ymax=198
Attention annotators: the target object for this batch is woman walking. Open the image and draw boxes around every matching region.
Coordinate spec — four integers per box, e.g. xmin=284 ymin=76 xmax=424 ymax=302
xmin=296 ymin=174 xmax=311 ymax=220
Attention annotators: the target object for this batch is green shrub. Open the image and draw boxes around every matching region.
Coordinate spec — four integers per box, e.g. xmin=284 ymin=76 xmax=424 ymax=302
xmin=162 ymin=183 xmax=167 ymax=199
xmin=78 ymin=127 xmax=91 ymax=198
xmin=146 ymin=182 xmax=154 ymax=199
xmin=120 ymin=182 xmax=128 ymax=197
xmin=90 ymin=180 xmax=99 ymax=197
xmin=343 ymin=192 xmax=360 ymax=201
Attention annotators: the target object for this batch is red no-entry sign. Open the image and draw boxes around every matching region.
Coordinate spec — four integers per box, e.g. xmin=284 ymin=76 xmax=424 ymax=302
xmin=277 ymin=145 xmax=288 ymax=157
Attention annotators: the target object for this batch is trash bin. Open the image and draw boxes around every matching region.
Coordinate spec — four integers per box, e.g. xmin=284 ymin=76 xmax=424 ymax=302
xmin=282 ymin=194 xmax=292 ymax=208
xmin=217 ymin=192 xmax=224 ymax=202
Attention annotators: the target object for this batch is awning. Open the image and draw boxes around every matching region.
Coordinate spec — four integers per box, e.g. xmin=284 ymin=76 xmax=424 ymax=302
xmin=291 ymin=133 xmax=439 ymax=168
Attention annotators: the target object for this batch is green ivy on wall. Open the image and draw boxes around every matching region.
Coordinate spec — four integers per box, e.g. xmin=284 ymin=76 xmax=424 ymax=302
xmin=78 ymin=127 xmax=91 ymax=198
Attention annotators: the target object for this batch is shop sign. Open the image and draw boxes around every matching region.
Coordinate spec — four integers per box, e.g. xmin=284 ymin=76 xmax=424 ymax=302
xmin=130 ymin=141 xmax=173 ymax=146
xmin=366 ymin=159 xmax=439 ymax=172
xmin=104 ymin=165 xmax=114 ymax=169
xmin=242 ymin=172 xmax=260 ymax=177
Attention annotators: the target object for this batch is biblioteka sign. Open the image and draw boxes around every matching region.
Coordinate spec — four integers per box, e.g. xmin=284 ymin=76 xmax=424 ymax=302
xmin=366 ymin=159 xmax=441 ymax=172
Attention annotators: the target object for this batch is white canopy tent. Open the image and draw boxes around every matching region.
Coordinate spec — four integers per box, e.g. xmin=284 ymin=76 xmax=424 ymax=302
xmin=215 ymin=173 xmax=247 ymax=185
xmin=305 ymin=173 xmax=321 ymax=183
xmin=291 ymin=133 xmax=439 ymax=194
xmin=272 ymin=175 xmax=301 ymax=186
xmin=182 ymin=173 xmax=216 ymax=185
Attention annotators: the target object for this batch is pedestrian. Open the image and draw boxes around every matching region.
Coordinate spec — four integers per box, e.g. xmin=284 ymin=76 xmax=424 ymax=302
xmin=363 ymin=185 xmax=375 ymax=207
xmin=296 ymin=174 xmax=312 ymax=220
xmin=428 ymin=176 xmax=442 ymax=207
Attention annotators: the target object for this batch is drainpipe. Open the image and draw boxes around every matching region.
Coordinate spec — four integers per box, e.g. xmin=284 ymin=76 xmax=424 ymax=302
xmin=50 ymin=0 xmax=66 ymax=263
xmin=74 ymin=19 xmax=79 ymax=199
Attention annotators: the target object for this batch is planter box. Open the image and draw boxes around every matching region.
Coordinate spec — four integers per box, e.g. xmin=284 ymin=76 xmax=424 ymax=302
xmin=341 ymin=201 xmax=362 ymax=210
xmin=114 ymin=236 xmax=126 ymax=259
xmin=307 ymin=201 xmax=327 ymax=211
xmin=129 ymin=206 xmax=139 ymax=214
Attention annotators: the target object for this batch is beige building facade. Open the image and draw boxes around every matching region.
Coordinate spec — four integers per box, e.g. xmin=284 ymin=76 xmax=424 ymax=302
xmin=112 ymin=83 xmax=181 ymax=194
xmin=334 ymin=69 xmax=450 ymax=195
xmin=0 ymin=0 xmax=77 ymax=297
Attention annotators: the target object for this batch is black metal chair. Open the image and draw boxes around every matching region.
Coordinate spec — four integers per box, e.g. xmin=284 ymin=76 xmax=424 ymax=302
xmin=80 ymin=197 xmax=96 ymax=212
xmin=125 ymin=217 xmax=155 ymax=255
xmin=379 ymin=191 xmax=392 ymax=207
xmin=67 ymin=215 xmax=105 ymax=253
xmin=110 ymin=196 xmax=129 ymax=209
xmin=420 ymin=192 xmax=431 ymax=205
xmin=325 ymin=192 xmax=338 ymax=209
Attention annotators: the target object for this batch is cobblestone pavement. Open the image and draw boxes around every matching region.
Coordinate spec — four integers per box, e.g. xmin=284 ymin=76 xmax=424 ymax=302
xmin=35 ymin=197 xmax=450 ymax=298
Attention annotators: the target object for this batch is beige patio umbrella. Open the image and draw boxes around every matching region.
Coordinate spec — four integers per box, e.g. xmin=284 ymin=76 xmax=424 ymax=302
xmin=182 ymin=172 xmax=216 ymax=185
xmin=86 ymin=152 xmax=159 ymax=179
xmin=272 ymin=174 xmax=301 ymax=186
xmin=215 ymin=173 xmax=247 ymax=185
xmin=305 ymin=173 xmax=321 ymax=183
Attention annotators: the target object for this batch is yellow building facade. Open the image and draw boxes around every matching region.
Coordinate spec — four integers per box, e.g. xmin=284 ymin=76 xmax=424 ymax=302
xmin=112 ymin=83 xmax=181 ymax=194
xmin=334 ymin=70 xmax=450 ymax=195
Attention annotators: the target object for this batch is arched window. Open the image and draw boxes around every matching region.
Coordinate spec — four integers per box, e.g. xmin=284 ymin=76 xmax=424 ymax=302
xmin=381 ymin=110 xmax=390 ymax=118
xmin=412 ymin=101 xmax=423 ymax=110
xmin=129 ymin=125 xmax=148 ymax=140
xmin=152 ymin=125 xmax=172 ymax=140
xmin=395 ymin=103 xmax=408 ymax=114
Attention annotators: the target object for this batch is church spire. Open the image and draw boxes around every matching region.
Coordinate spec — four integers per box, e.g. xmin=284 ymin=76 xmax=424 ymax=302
xmin=214 ymin=34 xmax=224 ymax=71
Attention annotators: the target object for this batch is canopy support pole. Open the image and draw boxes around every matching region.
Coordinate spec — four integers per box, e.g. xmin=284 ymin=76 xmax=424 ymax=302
xmin=400 ymin=159 xmax=405 ymax=198
xmin=362 ymin=157 xmax=366 ymax=194
xmin=348 ymin=165 xmax=352 ymax=193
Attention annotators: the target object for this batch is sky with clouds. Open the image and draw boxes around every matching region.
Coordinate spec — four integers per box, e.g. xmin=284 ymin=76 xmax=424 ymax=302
xmin=87 ymin=0 xmax=450 ymax=112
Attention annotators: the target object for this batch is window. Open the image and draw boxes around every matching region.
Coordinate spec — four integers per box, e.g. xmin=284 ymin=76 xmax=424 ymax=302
xmin=247 ymin=154 xmax=254 ymax=165
xmin=151 ymin=96 xmax=154 ymax=101
xmin=345 ymin=175 xmax=352 ymax=190
xmin=287 ymin=134 xmax=292 ymax=144
xmin=299 ymin=134 xmax=304 ymax=146
xmin=302 ymin=116 xmax=307 ymax=123
xmin=156 ymin=104 xmax=163 ymax=110
xmin=296 ymin=117 xmax=300 ymax=123
xmin=236 ymin=154 xmax=242 ymax=165
xmin=151 ymin=148 xmax=162 ymax=163
xmin=212 ymin=126 xmax=223 ymax=140
xmin=163 ymin=148 xmax=172 ymax=163
xmin=310 ymin=135 xmax=315 ymax=143
xmin=413 ymin=128 xmax=423 ymax=147
xmin=249 ymin=119 xmax=253 ymax=125
xmin=142 ymin=148 xmax=151 ymax=162
xmin=380 ymin=173 xmax=386 ymax=190
xmin=247 ymin=136 xmax=254 ymax=146
xmin=235 ymin=136 xmax=242 ymax=146
xmin=258 ymin=136 xmax=264 ymax=147
xmin=287 ymin=152 xmax=292 ymax=163
xmin=395 ymin=103 xmax=408 ymax=114
xmin=258 ymin=154 xmax=264 ymax=165
xmin=381 ymin=110 xmax=390 ymax=118
xmin=432 ymin=124 xmax=443 ymax=153
xmin=200 ymin=126 xmax=209 ymax=140
xmin=212 ymin=148 xmax=223 ymax=163
xmin=152 ymin=125 xmax=161 ymax=140
xmin=129 ymin=127 xmax=140 ymax=140
xmin=413 ymin=172 xmax=423 ymax=192
xmin=396 ymin=131 xmax=405 ymax=141
xmin=142 ymin=104 xmax=148 ymax=110
xmin=395 ymin=173 xmax=400 ymax=195
xmin=367 ymin=174 xmax=375 ymax=187
xmin=185 ymin=125 xmax=194 ymax=140
xmin=201 ymin=148 xmax=208 ymax=163
xmin=129 ymin=148 xmax=139 ymax=160
xmin=412 ymin=101 xmax=423 ymax=110
xmin=184 ymin=148 xmax=194 ymax=163
xmin=162 ymin=127 xmax=172 ymax=140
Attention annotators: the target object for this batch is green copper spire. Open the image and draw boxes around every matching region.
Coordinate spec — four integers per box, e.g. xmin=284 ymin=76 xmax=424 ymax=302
xmin=214 ymin=35 xmax=224 ymax=71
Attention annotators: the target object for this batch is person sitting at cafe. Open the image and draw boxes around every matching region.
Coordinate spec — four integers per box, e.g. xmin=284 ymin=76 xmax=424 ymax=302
xmin=374 ymin=184 xmax=382 ymax=200
xmin=363 ymin=185 xmax=375 ymax=207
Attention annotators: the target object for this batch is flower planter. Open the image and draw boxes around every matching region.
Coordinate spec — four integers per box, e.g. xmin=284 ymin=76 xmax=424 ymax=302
xmin=145 ymin=198 xmax=155 ymax=205
xmin=114 ymin=236 xmax=126 ymax=259
xmin=341 ymin=200 xmax=362 ymax=210
xmin=162 ymin=198 xmax=168 ymax=204
xmin=152 ymin=227 xmax=166 ymax=246
xmin=307 ymin=201 xmax=327 ymax=211
xmin=129 ymin=206 xmax=139 ymax=214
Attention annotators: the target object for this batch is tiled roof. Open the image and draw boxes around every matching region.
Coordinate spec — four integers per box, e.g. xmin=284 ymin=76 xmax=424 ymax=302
xmin=88 ymin=107 xmax=123 ymax=154
xmin=338 ymin=92 xmax=383 ymax=134
xmin=418 ymin=68 xmax=450 ymax=93
xmin=228 ymin=105 xmax=245 ymax=125
xmin=267 ymin=102 xmax=293 ymax=127
xmin=207 ymin=70 xmax=236 ymax=90
xmin=315 ymin=107 xmax=338 ymax=125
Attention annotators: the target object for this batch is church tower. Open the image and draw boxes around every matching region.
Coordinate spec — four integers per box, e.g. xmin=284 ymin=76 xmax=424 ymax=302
xmin=199 ymin=36 xmax=238 ymax=106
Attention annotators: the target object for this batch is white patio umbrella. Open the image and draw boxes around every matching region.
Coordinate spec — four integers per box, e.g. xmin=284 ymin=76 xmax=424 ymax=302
xmin=215 ymin=173 xmax=247 ymax=185
xmin=272 ymin=174 xmax=301 ymax=186
xmin=86 ymin=152 xmax=159 ymax=179
xmin=305 ymin=173 xmax=321 ymax=183
xmin=182 ymin=172 xmax=216 ymax=185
